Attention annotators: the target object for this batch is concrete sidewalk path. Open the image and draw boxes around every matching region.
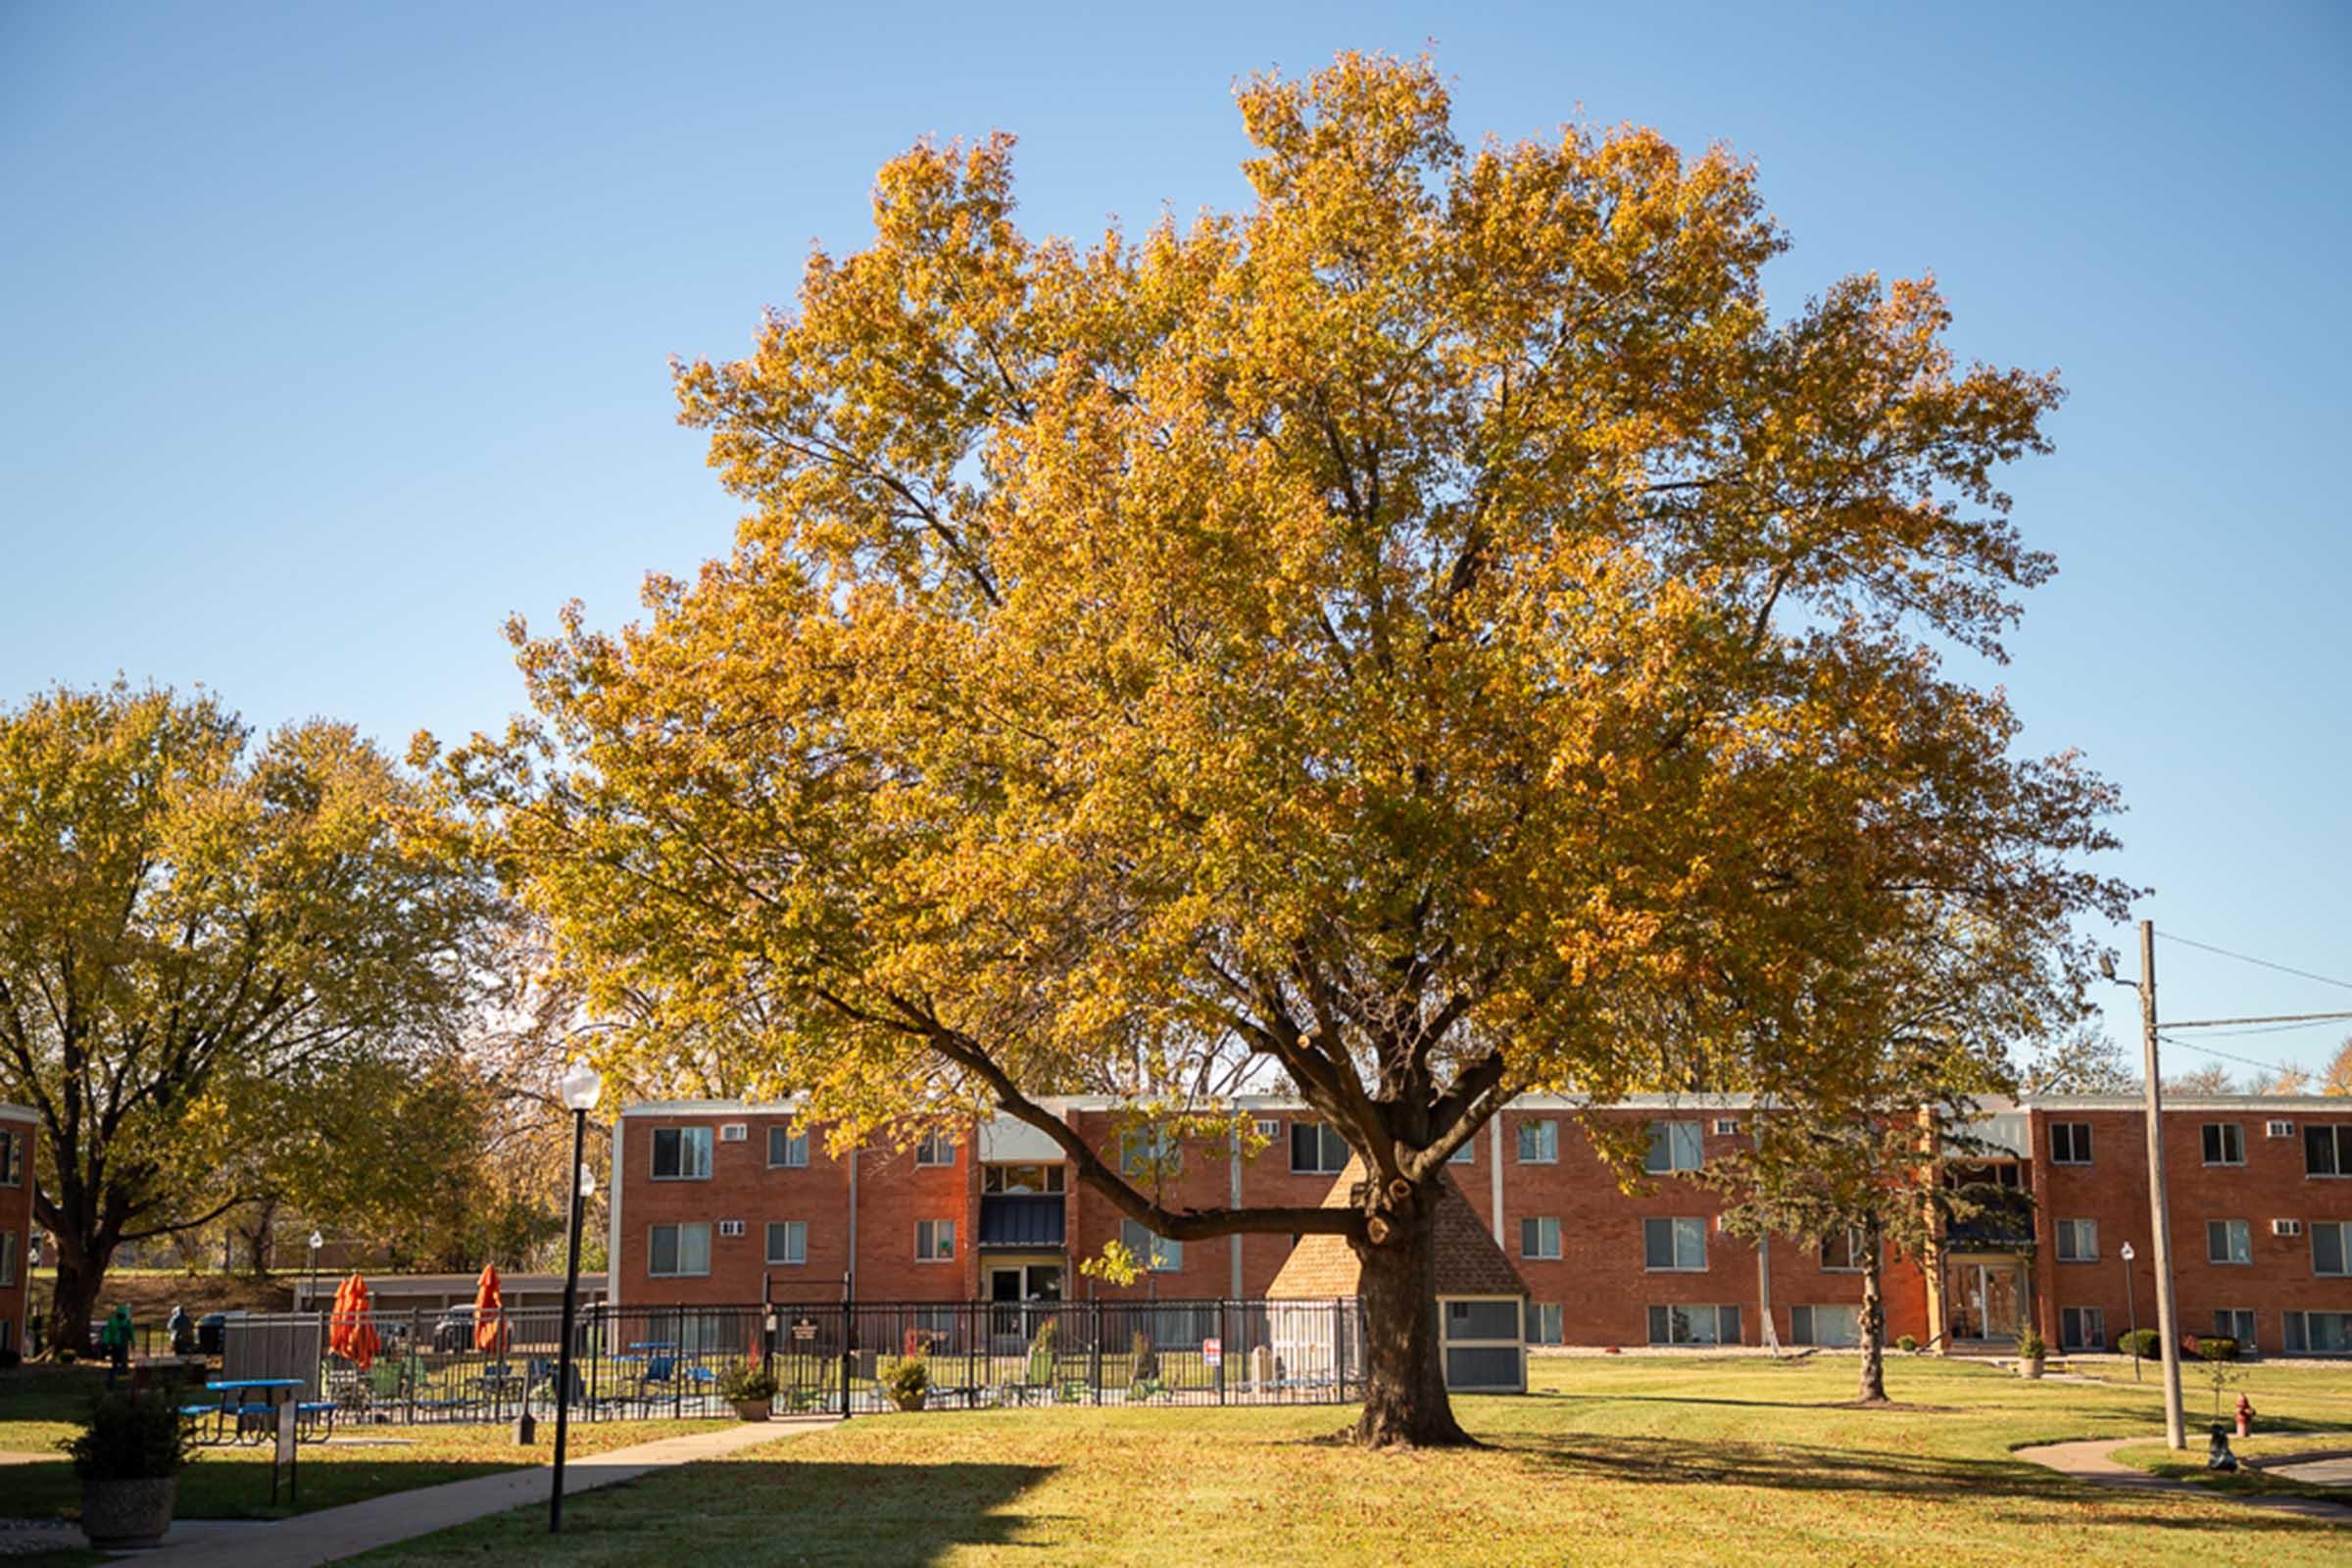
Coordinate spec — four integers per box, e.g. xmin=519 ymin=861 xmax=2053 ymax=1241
xmin=128 ymin=1416 xmax=838 ymax=1566
xmin=2016 ymin=1432 xmax=2352 ymax=1526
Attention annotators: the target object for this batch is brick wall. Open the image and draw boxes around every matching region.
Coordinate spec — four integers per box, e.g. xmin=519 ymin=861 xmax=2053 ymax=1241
xmin=0 ymin=1111 xmax=35 ymax=1353
xmin=2030 ymin=1105 xmax=2352 ymax=1355
xmin=607 ymin=1096 xmax=2352 ymax=1356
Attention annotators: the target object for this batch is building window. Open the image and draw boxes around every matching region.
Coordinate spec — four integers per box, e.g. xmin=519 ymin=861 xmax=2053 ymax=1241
xmin=2055 ymin=1218 xmax=2098 ymax=1263
xmin=1529 ymin=1302 xmax=1564 ymax=1345
xmin=914 ymin=1131 xmax=956 ymax=1167
xmin=1448 ymin=1140 xmax=1475 ymax=1165
xmin=2201 ymin=1123 xmax=2245 ymax=1166
xmin=1520 ymin=1216 xmax=1561 ymax=1260
xmin=2285 ymin=1311 xmax=2352 ymax=1354
xmin=2214 ymin=1308 xmax=2257 ymax=1347
xmin=915 ymin=1219 xmax=956 ymax=1261
xmin=2306 ymin=1124 xmax=2352 ymax=1177
xmin=650 ymin=1127 xmax=712 ymax=1181
xmin=648 ymin=1223 xmax=711 ymax=1277
xmin=1644 ymin=1122 xmax=1704 ymax=1175
xmin=2206 ymin=1219 xmax=2252 ymax=1266
xmin=1289 ymin=1123 xmax=1348 ymax=1175
xmin=1647 ymin=1304 xmax=1740 ymax=1346
xmin=1118 ymin=1218 xmax=1183 ymax=1271
xmin=1642 ymin=1216 xmax=1707 ymax=1272
xmin=768 ymin=1127 xmax=809 ymax=1168
xmin=0 ymin=1129 xmax=20 ymax=1187
xmin=1516 ymin=1120 xmax=1558 ymax=1164
xmin=2315 ymin=1221 xmax=2352 ymax=1277
xmin=0 ymin=1229 xmax=16 ymax=1288
xmin=2049 ymin=1122 xmax=2092 ymax=1164
xmin=1819 ymin=1228 xmax=1867 ymax=1272
xmin=1121 ymin=1127 xmax=1180 ymax=1180
xmin=981 ymin=1162 xmax=1066 ymax=1194
xmin=1789 ymin=1304 xmax=1859 ymax=1348
xmin=765 ymin=1220 xmax=807 ymax=1266
xmin=2060 ymin=1306 xmax=2107 ymax=1351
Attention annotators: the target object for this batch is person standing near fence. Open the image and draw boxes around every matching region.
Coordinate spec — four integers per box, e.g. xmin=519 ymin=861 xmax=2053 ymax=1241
xmin=101 ymin=1304 xmax=133 ymax=1387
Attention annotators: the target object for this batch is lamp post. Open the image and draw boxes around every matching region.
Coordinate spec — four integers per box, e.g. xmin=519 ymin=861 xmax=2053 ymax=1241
xmin=550 ymin=1061 xmax=602 ymax=1534
xmin=2120 ymin=1241 xmax=2139 ymax=1383
xmin=307 ymin=1230 xmax=324 ymax=1315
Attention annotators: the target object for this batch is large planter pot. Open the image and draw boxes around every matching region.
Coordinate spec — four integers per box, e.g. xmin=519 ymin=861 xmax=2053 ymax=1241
xmin=80 ymin=1476 xmax=176 ymax=1548
xmin=890 ymin=1390 xmax=927 ymax=1412
xmin=2021 ymin=1355 xmax=2045 ymax=1381
xmin=730 ymin=1398 xmax=772 ymax=1422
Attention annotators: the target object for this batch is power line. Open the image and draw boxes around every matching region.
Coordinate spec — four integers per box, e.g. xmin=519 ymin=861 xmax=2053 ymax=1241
xmin=2157 ymin=932 xmax=2352 ymax=994
xmin=2157 ymin=1032 xmax=2319 ymax=1081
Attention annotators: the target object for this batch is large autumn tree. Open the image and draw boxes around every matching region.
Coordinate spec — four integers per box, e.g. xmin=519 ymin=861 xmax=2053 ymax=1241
xmin=0 ymin=682 xmax=501 ymax=1337
xmin=439 ymin=54 xmax=2125 ymax=1446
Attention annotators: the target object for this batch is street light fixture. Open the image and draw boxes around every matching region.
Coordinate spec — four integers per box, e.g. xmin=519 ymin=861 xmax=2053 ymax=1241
xmin=307 ymin=1230 xmax=324 ymax=1318
xmin=2120 ymin=1242 xmax=2139 ymax=1383
xmin=550 ymin=1061 xmax=603 ymax=1534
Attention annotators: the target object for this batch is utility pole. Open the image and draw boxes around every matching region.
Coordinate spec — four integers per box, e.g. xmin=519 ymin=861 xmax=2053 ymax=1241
xmin=2136 ymin=919 xmax=2186 ymax=1450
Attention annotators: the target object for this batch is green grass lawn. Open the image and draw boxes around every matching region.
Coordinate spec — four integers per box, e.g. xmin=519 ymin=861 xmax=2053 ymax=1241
xmin=339 ymin=1353 xmax=2352 ymax=1567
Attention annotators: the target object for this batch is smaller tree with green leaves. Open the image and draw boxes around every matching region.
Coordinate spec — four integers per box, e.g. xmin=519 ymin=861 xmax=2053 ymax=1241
xmin=1707 ymin=920 xmax=2077 ymax=1403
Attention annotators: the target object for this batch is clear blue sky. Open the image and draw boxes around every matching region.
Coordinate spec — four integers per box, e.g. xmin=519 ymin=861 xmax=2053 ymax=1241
xmin=5 ymin=2 xmax=2347 ymax=1075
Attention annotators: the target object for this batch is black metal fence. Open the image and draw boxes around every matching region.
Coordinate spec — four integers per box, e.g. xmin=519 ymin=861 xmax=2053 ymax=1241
xmin=213 ymin=1298 xmax=1364 ymax=1423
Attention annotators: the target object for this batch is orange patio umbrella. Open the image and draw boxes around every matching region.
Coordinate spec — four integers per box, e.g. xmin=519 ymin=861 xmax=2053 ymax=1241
xmin=472 ymin=1263 xmax=509 ymax=1354
xmin=330 ymin=1273 xmax=380 ymax=1371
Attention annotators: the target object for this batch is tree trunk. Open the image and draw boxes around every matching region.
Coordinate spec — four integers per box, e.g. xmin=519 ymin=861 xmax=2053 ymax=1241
xmin=1856 ymin=1214 xmax=1887 ymax=1403
xmin=46 ymin=1239 xmax=109 ymax=1359
xmin=1349 ymin=1191 xmax=1472 ymax=1448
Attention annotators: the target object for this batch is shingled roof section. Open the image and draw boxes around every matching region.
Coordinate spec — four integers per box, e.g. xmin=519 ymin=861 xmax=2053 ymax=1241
xmin=1267 ymin=1158 xmax=1530 ymax=1300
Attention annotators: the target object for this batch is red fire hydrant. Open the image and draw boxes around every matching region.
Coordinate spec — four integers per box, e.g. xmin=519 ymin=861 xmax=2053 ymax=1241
xmin=2236 ymin=1393 xmax=2255 ymax=1439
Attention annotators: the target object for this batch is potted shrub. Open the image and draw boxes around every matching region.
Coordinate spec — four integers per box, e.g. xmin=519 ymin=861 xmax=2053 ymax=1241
xmin=62 ymin=1393 xmax=196 ymax=1548
xmin=878 ymin=1352 xmax=929 ymax=1412
xmin=718 ymin=1362 xmax=778 ymax=1421
xmin=2015 ymin=1327 xmax=2046 ymax=1380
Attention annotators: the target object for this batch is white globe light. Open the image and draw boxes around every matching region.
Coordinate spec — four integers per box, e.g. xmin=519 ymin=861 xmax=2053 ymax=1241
xmin=309 ymin=1230 xmax=323 ymax=1250
xmin=560 ymin=1060 xmax=604 ymax=1112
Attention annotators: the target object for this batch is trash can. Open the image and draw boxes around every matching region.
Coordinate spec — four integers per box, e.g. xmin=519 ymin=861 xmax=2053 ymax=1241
xmin=197 ymin=1313 xmax=225 ymax=1356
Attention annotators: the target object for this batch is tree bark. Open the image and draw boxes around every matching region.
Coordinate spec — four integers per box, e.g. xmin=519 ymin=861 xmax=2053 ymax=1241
xmin=1348 ymin=1189 xmax=1472 ymax=1448
xmin=1856 ymin=1214 xmax=1887 ymax=1403
xmin=45 ymin=1238 xmax=109 ymax=1359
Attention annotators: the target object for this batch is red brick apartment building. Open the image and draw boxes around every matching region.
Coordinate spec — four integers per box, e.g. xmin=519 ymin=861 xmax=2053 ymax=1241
xmin=610 ymin=1094 xmax=2352 ymax=1356
xmin=0 ymin=1104 xmax=33 ymax=1355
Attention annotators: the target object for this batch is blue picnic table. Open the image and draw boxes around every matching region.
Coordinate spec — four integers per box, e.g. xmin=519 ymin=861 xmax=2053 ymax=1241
xmin=194 ymin=1378 xmax=332 ymax=1445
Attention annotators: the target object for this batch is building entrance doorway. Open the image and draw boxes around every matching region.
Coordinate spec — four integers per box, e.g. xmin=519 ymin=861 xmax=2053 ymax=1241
xmin=987 ymin=1261 xmax=1063 ymax=1353
xmin=1944 ymin=1256 xmax=2025 ymax=1344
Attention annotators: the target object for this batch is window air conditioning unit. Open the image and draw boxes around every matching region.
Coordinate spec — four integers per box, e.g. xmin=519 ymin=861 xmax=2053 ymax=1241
xmin=1254 ymin=1119 xmax=1281 ymax=1142
xmin=718 ymin=1219 xmax=747 ymax=1239
xmin=2267 ymin=1121 xmax=2295 ymax=1139
xmin=720 ymin=1123 xmax=749 ymax=1142
xmin=1713 ymin=1119 xmax=1740 ymax=1136
xmin=2273 ymin=1219 xmax=2302 ymax=1238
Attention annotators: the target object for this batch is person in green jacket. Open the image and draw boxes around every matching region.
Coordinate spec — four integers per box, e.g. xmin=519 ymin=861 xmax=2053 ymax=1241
xmin=100 ymin=1304 xmax=133 ymax=1388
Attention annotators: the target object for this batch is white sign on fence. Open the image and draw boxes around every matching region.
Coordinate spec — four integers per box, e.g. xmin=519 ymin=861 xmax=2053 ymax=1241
xmin=1201 ymin=1338 xmax=1221 ymax=1368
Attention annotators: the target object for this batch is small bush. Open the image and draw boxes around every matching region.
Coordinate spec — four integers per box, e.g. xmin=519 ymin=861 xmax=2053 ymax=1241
xmin=61 ymin=1394 xmax=198 ymax=1483
xmin=2116 ymin=1329 xmax=2161 ymax=1358
xmin=717 ymin=1361 xmax=778 ymax=1401
xmin=2196 ymin=1336 xmax=2240 ymax=1364
xmin=2014 ymin=1327 xmax=2046 ymax=1361
xmin=56 ymin=1348 xmax=78 ymax=1365
xmin=878 ymin=1352 xmax=930 ymax=1410
xmin=0 ymin=1348 xmax=21 ymax=1370
xmin=1130 ymin=1331 xmax=1159 ymax=1383
xmin=1894 ymin=1335 xmax=1918 ymax=1354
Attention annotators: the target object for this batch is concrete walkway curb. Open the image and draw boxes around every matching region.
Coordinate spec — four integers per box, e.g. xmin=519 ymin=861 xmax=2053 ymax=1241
xmin=125 ymin=1417 xmax=838 ymax=1566
xmin=2016 ymin=1431 xmax=2352 ymax=1526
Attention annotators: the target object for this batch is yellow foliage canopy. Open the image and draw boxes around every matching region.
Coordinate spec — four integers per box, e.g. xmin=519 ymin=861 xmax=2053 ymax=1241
xmin=438 ymin=53 xmax=2126 ymax=1248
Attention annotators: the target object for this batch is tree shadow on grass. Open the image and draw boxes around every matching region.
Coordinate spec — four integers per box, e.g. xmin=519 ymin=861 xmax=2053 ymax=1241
xmin=1505 ymin=1430 xmax=2347 ymax=1538
xmin=368 ymin=1459 xmax=1059 ymax=1567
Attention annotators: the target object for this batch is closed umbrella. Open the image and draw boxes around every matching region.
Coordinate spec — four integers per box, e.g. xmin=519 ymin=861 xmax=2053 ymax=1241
xmin=337 ymin=1274 xmax=380 ymax=1372
xmin=473 ymin=1264 xmax=509 ymax=1355
xmin=327 ymin=1275 xmax=355 ymax=1361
